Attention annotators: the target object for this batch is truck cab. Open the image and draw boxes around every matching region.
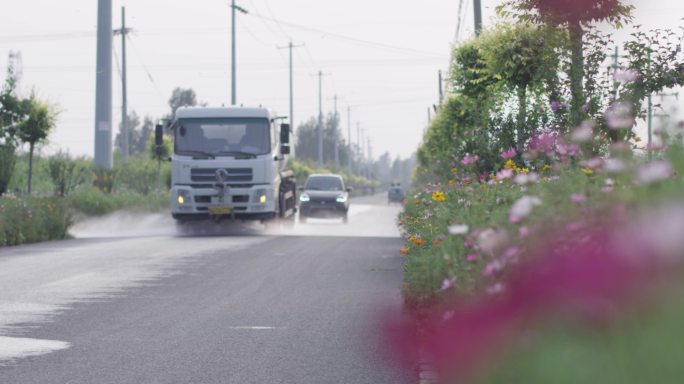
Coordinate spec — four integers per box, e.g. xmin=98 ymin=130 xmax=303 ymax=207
xmin=159 ymin=106 xmax=296 ymax=224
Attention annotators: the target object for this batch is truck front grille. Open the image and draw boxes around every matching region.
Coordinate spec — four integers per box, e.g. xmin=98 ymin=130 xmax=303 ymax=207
xmin=190 ymin=168 xmax=253 ymax=183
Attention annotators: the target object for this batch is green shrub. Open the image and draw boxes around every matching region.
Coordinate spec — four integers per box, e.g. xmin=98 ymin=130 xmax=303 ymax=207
xmin=0 ymin=196 xmax=71 ymax=246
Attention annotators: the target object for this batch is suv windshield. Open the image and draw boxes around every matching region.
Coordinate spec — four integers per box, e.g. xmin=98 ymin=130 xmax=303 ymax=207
xmin=305 ymin=176 xmax=344 ymax=191
xmin=175 ymin=117 xmax=270 ymax=156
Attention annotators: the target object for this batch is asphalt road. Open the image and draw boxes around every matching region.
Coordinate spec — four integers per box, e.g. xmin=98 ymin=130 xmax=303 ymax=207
xmin=0 ymin=194 xmax=412 ymax=383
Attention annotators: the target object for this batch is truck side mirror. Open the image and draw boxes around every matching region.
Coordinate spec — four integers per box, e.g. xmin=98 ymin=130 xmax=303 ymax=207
xmin=280 ymin=144 xmax=291 ymax=155
xmin=280 ymin=123 xmax=290 ymax=145
xmin=155 ymin=124 xmax=164 ymax=156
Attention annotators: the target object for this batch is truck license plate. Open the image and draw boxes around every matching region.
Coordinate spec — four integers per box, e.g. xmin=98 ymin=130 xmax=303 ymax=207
xmin=209 ymin=206 xmax=231 ymax=215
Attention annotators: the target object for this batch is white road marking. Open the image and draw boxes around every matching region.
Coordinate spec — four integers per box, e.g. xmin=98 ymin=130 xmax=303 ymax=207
xmin=0 ymin=337 xmax=70 ymax=361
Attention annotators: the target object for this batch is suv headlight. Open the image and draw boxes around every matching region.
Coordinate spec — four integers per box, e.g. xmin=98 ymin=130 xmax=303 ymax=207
xmin=300 ymin=193 xmax=310 ymax=202
xmin=336 ymin=194 xmax=347 ymax=203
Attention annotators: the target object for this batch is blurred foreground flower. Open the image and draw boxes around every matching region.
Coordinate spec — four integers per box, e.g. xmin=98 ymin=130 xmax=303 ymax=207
xmin=384 ymin=207 xmax=684 ymax=382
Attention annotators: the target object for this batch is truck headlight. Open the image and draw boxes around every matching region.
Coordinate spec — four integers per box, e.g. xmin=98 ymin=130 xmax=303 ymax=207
xmin=336 ymin=194 xmax=347 ymax=203
xmin=177 ymin=190 xmax=190 ymax=205
xmin=253 ymin=189 xmax=270 ymax=204
xmin=300 ymin=193 xmax=310 ymax=202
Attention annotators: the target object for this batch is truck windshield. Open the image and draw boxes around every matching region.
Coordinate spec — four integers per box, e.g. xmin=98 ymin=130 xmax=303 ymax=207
xmin=175 ymin=117 xmax=270 ymax=156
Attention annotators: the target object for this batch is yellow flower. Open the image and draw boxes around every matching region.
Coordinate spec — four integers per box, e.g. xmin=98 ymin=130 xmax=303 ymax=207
xmin=414 ymin=238 xmax=425 ymax=247
xmin=634 ymin=136 xmax=642 ymax=142
xmin=581 ymin=167 xmax=594 ymax=175
xmin=431 ymin=191 xmax=446 ymax=202
xmin=519 ymin=168 xmax=530 ymax=174
xmin=408 ymin=236 xmax=416 ymax=243
xmin=504 ymin=159 xmax=516 ymax=170
xmin=542 ymin=164 xmax=552 ymax=172
xmin=413 ymin=220 xmax=420 ymax=225
xmin=450 ymin=167 xmax=458 ymax=174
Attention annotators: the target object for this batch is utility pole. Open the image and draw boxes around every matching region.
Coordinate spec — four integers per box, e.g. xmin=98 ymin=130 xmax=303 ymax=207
xmin=313 ymin=70 xmax=331 ymax=166
xmin=367 ymin=136 xmax=373 ymax=181
xmin=347 ymin=106 xmax=352 ymax=176
xmin=277 ymin=41 xmax=303 ymax=157
xmin=438 ymin=70 xmax=444 ymax=105
xmin=230 ymin=0 xmax=247 ymax=105
xmin=114 ymin=6 xmax=131 ymax=161
xmin=356 ymin=121 xmax=363 ymax=176
xmin=333 ymin=95 xmax=340 ymax=167
xmin=318 ymin=71 xmax=323 ymax=165
xmin=360 ymin=127 xmax=366 ymax=178
xmin=94 ymin=0 xmax=113 ymax=169
xmin=473 ymin=0 xmax=483 ymax=35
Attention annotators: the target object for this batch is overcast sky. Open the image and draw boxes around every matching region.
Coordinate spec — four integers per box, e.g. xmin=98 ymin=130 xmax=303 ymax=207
xmin=0 ymin=0 xmax=682 ymax=160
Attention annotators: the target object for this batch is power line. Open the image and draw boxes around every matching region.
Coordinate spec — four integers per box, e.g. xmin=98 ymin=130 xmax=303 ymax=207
xmin=245 ymin=11 xmax=446 ymax=58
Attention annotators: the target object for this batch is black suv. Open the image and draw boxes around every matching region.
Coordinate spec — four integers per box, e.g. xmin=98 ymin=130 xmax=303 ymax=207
xmin=299 ymin=174 xmax=351 ymax=223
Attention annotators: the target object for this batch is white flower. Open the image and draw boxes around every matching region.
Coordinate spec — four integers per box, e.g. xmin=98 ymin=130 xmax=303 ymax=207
xmin=478 ymin=228 xmax=509 ymax=255
xmin=509 ymin=196 xmax=542 ymax=223
xmin=604 ymin=158 xmax=627 ymax=173
xmin=448 ymin=224 xmax=469 ymax=235
xmin=513 ymin=172 xmax=539 ymax=186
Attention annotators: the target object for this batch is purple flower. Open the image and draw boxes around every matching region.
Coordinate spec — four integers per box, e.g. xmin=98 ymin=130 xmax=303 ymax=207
xmin=550 ymin=101 xmax=561 ymax=112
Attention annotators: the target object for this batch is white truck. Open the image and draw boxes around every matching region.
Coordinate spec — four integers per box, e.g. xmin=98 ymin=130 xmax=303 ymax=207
xmin=155 ymin=106 xmax=297 ymax=226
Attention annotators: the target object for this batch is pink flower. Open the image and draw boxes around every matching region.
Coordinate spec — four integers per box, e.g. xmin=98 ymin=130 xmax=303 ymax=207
xmin=501 ymin=148 xmax=516 ymax=159
xmin=496 ymin=169 xmax=514 ymax=180
xmin=527 ymin=132 xmax=558 ymax=155
xmin=518 ymin=226 xmax=530 ymax=239
xmin=441 ymin=277 xmax=455 ymax=291
xmin=483 ymin=259 xmax=505 ymax=277
xmin=605 ymin=102 xmax=635 ymax=129
xmin=613 ymin=68 xmax=640 ymax=83
xmin=636 ymin=161 xmax=673 ymax=185
xmin=570 ymin=193 xmax=587 ymax=204
xmin=466 ymin=253 xmax=478 ymax=262
xmin=571 ymin=122 xmax=594 ymax=143
xmin=579 ymin=157 xmax=603 ymax=169
xmin=461 ymin=155 xmax=479 ymax=165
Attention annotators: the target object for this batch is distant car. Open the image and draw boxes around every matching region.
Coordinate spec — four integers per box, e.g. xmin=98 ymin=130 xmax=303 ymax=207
xmin=299 ymin=174 xmax=351 ymax=223
xmin=387 ymin=185 xmax=405 ymax=204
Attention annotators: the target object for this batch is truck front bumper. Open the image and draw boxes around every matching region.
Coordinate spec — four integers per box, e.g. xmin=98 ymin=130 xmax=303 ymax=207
xmin=170 ymin=185 xmax=276 ymax=220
